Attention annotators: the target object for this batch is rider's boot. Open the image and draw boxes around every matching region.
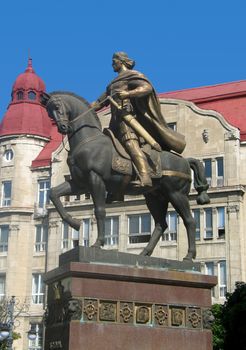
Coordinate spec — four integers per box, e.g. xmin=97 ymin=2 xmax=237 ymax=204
xmin=124 ymin=139 xmax=152 ymax=188
xmin=131 ymin=154 xmax=152 ymax=188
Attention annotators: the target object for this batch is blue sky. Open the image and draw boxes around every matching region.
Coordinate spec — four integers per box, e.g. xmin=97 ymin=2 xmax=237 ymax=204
xmin=0 ymin=0 xmax=246 ymax=118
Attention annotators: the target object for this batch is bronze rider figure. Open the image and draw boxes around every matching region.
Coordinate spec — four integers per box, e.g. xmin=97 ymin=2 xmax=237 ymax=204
xmin=91 ymin=52 xmax=186 ymax=188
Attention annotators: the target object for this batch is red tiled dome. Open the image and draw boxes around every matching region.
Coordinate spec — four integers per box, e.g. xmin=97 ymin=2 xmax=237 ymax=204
xmin=0 ymin=58 xmax=53 ymax=138
xmin=12 ymin=58 xmax=45 ymax=92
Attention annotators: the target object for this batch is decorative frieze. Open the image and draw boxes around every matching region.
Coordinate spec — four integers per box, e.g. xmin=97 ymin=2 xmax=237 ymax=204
xmin=99 ymin=301 xmax=117 ymax=322
xmin=120 ymin=302 xmax=133 ymax=323
xmin=170 ymin=307 xmax=185 ymax=327
xmin=45 ymin=295 xmax=213 ymax=330
xmin=187 ymin=307 xmax=202 ymax=329
xmin=154 ymin=305 xmax=168 ymax=326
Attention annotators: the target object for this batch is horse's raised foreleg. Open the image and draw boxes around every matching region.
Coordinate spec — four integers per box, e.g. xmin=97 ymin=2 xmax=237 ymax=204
xmin=169 ymin=190 xmax=196 ymax=261
xmin=87 ymin=171 xmax=106 ymax=248
xmin=140 ymin=193 xmax=168 ymax=256
xmin=49 ymin=181 xmax=82 ymax=231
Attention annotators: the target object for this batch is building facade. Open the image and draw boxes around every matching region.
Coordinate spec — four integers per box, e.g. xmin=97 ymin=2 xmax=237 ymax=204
xmin=0 ymin=61 xmax=246 ymax=349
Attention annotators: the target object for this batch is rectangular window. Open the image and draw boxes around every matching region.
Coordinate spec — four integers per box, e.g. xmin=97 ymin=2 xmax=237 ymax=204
xmin=38 ymin=179 xmax=50 ymax=208
xmin=218 ymin=261 xmax=227 ymax=298
xmin=204 ymin=208 xmax=213 ymax=239
xmin=28 ymin=324 xmax=43 ymax=350
xmin=162 ymin=212 xmax=177 ymax=242
xmin=62 ymin=222 xmax=69 ymax=250
xmin=104 ymin=217 xmax=119 ymax=245
xmin=1 ymin=181 xmax=12 ymax=207
xmin=0 ymin=275 xmax=6 ymax=300
xmin=0 ymin=226 xmax=9 ymax=253
xmin=216 ymin=157 xmax=224 ymax=187
xmin=204 ymin=261 xmax=215 ymax=297
xmin=82 ymin=219 xmax=90 ymax=247
xmin=205 ymin=261 xmax=214 ymax=275
xmin=32 ymin=274 xmax=44 ymax=304
xmin=204 ymin=159 xmax=212 ymax=186
xmin=35 ymin=225 xmax=47 ymax=252
xmin=71 ymin=228 xmax=79 ymax=248
xmin=129 ymin=214 xmax=151 ymax=244
xmin=192 ymin=209 xmax=200 ymax=240
xmin=217 ymin=207 xmax=225 ymax=239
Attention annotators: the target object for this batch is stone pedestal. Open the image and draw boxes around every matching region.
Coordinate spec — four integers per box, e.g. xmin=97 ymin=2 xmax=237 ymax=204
xmin=44 ymin=247 xmax=217 ymax=350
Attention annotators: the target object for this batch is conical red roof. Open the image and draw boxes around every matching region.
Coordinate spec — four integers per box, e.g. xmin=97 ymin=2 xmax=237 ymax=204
xmin=0 ymin=58 xmax=53 ymax=138
xmin=12 ymin=58 xmax=45 ymax=92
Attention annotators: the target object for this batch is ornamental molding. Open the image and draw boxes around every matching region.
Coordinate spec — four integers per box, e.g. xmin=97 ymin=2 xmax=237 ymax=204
xmin=160 ymin=98 xmax=240 ymax=137
xmin=45 ymin=293 xmax=213 ymax=330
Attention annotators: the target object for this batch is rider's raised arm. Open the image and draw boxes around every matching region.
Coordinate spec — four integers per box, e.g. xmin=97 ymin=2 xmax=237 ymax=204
xmin=91 ymin=92 xmax=109 ymax=111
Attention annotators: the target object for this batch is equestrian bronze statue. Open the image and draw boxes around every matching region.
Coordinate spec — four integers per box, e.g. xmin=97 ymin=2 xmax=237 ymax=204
xmin=41 ymin=89 xmax=209 ymax=261
xmin=91 ymin=52 xmax=186 ymax=190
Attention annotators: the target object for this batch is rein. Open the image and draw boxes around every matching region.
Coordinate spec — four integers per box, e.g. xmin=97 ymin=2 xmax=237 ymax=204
xmin=48 ymin=93 xmax=115 ymax=152
xmin=69 ymin=95 xmax=110 ymax=124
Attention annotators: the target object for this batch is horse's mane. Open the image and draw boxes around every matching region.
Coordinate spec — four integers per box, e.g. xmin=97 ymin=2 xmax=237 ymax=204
xmin=49 ymin=91 xmax=102 ymax=128
xmin=50 ymin=91 xmax=90 ymax=107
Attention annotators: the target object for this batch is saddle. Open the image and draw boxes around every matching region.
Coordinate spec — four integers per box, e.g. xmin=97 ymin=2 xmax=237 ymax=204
xmin=103 ymin=128 xmax=162 ymax=179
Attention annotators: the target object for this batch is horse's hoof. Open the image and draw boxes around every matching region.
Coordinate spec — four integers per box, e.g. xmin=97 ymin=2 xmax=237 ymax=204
xmin=70 ymin=219 xmax=81 ymax=231
xmin=140 ymin=249 xmax=151 ymax=256
xmin=92 ymin=239 xmax=104 ymax=248
xmin=183 ymin=252 xmax=196 ymax=261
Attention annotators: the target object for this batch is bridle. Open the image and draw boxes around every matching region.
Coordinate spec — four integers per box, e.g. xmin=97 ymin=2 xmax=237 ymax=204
xmin=47 ymin=95 xmax=106 ymax=151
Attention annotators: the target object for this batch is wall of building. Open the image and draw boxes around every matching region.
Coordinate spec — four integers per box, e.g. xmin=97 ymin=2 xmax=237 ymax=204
xmin=46 ymin=98 xmax=245 ymax=306
xmin=0 ymin=90 xmax=245 ymax=349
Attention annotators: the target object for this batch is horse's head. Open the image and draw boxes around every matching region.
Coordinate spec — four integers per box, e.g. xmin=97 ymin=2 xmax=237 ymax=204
xmin=41 ymin=92 xmax=72 ymax=135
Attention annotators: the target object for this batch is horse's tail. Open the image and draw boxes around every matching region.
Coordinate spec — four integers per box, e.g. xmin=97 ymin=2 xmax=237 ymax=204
xmin=187 ymin=157 xmax=210 ymax=205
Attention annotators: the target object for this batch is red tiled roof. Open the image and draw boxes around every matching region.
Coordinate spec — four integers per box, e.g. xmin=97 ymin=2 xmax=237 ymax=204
xmin=159 ymin=80 xmax=246 ymax=140
xmin=12 ymin=58 xmax=45 ymax=92
xmin=0 ymin=59 xmax=62 ymax=168
xmin=0 ymin=103 xmax=53 ymax=138
xmin=31 ymin=122 xmax=62 ymax=168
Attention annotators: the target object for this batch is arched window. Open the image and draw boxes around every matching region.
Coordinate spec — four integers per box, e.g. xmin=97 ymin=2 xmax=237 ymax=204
xmin=28 ymin=91 xmax=36 ymax=100
xmin=17 ymin=91 xmax=24 ymax=100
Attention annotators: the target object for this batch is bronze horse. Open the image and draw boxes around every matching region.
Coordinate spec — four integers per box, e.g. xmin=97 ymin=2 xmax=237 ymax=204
xmin=42 ymin=91 xmax=210 ymax=260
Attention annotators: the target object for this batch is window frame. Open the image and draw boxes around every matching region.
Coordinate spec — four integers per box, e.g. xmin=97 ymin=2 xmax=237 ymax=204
xmin=1 ymin=181 xmax=12 ymax=207
xmin=217 ymin=207 xmax=225 ymax=239
xmin=203 ymin=158 xmax=212 ymax=186
xmin=35 ymin=225 xmax=47 ymax=253
xmin=104 ymin=216 xmax=119 ymax=246
xmin=204 ymin=261 xmax=215 ymax=297
xmin=28 ymin=323 xmax=43 ymax=350
xmin=16 ymin=91 xmax=24 ymax=100
xmin=0 ymin=225 xmax=9 ymax=253
xmin=216 ymin=157 xmax=224 ymax=187
xmin=0 ymin=275 xmax=6 ymax=300
xmin=192 ymin=209 xmax=201 ymax=241
xmin=204 ymin=208 xmax=213 ymax=239
xmin=128 ymin=213 xmax=151 ymax=244
xmin=28 ymin=91 xmax=37 ymax=100
xmin=162 ymin=211 xmax=178 ymax=242
xmin=3 ymin=149 xmax=14 ymax=162
xmin=82 ymin=219 xmax=90 ymax=247
xmin=32 ymin=274 xmax=44 ymax=304
xmin=61 ymin=222 xmax=69 ymax=250
xmin=218 ymin=260 xmax=227 ymax=298
xmin=37 ymin=179 xmax=50 ymax=208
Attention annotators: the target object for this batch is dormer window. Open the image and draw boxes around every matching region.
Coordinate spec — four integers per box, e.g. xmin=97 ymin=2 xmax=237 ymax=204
xmin=28 ymin=91 xmax=36 ymax=100
xmin=17 ymin=91 xmax=24 ymax=100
